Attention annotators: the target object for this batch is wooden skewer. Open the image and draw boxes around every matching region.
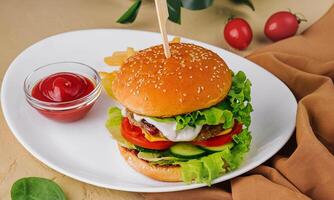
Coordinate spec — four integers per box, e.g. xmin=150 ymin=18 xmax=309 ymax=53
xmin=154 ymin=0 xmax=171 ymax=58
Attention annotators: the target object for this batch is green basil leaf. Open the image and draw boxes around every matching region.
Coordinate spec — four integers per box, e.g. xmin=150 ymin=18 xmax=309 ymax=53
xmin=167 ymin=0 xmax=182 ymax=24
xmin=230 ymin=0 xmax=255 ymax=11
xmin=181 ymin=0 xmax=214 ymax=10
xmin=117 ymin=0 xmax=142 ymax=24
xmin=11 ymin=177 xmax=66 ymax=200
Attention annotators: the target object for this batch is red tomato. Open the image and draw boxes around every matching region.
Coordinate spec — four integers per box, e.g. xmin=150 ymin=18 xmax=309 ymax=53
xmin=224 ymin=18 xmax=253 ymax=50
xmin=121 ymin=118 xmax=174 ymax=150
xmin=192 ymin=123 xmax=243 ymax=147
xmin=264 ymin=11 xmax=300 ymax=42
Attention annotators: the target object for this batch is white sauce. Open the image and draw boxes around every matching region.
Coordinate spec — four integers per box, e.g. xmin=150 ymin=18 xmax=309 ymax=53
xmin=133 ymin=113 xmax=202 ymax=142
xmin=119 ymin=106 xmax=202 ymax=141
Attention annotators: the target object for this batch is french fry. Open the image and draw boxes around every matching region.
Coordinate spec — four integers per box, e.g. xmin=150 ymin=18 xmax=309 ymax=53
xmin=99 ymin=72 xmax=117 ymax=98
xmin=104 ymin=52 xmax=127 ymax=66
xmin=171 ymin=37 xmax=181 ymax=43
xmin=104 ymin=47 xmax=137 ymax=66
xmin=126 ymin=47 xmax=136 ymax=57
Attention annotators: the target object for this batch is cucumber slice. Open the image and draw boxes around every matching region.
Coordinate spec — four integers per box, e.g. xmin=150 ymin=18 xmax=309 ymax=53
xmin=169 ymin=143 xmax=206 ymax=159
xmin=199 ymin=142 xmax=234 ymax=153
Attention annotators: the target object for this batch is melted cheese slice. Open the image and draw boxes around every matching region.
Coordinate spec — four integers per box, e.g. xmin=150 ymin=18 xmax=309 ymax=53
xmin=217 ymin=128 xmax=232 ymax=136
xmin=143 ymin=130 xmax=169 ymax=142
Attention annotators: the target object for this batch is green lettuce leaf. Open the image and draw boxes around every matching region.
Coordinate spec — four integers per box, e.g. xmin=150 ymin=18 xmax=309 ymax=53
xmin=228 ymin=71 xmax=253 ymax=127
xmin=150 ymin=102 xmax=235 ymax=130
xmin=178 ymin=148 xmax=229 ymax=184
xmin=180 ymin=159 xmax=209 ymax=184
xmin=134 ymin=136 xmax=251 ymax=185
xmin=200 ymin=153 xmax=224 ymax=184
xmin=230 ymin=128 xmax=252 ymax=169
xmin=178 ymin=129 xmax=251 ymax=184
xmin=105 ymin=107 xmax=135 ymax=149
xmin=150 ymin=71 xmax=252 ymax=130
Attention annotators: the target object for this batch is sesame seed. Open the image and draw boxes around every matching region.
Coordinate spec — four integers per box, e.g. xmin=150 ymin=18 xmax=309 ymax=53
xmin=197 ymin=87 xmax=201 ymax=94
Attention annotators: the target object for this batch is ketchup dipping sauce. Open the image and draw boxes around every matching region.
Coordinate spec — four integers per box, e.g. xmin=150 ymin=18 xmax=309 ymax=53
xmin=24 ymin=62 xmax=101 ymax=122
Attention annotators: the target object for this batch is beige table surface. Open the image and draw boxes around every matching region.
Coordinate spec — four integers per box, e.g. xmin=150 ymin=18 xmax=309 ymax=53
xmin=1 ymin=0 xmax=333 ymax=199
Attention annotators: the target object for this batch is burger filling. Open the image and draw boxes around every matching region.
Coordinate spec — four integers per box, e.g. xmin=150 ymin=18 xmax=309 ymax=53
xmin=126 ymin=110 xmax=203 ymax=141
xmin=105 ymin=71 xmax=253 ymax=184
xmin=125 ymin=109 xmax=233 ymax=142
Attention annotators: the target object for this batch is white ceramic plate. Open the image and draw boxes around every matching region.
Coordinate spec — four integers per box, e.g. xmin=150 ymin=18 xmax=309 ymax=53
xmin=1 ymin=29 xmax=297 ymax=192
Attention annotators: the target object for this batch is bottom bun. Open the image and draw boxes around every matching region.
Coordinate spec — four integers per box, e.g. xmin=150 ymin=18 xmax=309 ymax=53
xmin=118 ymin=145 xmax=182 ymax=182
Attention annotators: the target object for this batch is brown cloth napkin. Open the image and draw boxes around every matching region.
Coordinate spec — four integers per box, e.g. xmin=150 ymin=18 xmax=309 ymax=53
xmin=142 ymin=5 xmax=334 ymax=200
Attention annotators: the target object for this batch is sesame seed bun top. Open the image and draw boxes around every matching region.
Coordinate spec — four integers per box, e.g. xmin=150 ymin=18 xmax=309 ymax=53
xmin=112 ymin=43 xmax=232 ymax=117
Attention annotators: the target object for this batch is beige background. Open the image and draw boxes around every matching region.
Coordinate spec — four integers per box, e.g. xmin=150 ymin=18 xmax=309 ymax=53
xmin=0 ymin=0 xmax=333 ymax=199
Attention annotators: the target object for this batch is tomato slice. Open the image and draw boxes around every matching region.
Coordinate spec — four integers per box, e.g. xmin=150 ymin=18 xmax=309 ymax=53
xmin=121 ymin=118 xmax=174 ymax=150
xmin=192 ymin=123 xmax=243 ymax=147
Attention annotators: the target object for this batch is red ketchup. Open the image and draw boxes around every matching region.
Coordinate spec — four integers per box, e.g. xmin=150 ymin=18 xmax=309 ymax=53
xmin=31 ymin=72 xmax=95 ymax=122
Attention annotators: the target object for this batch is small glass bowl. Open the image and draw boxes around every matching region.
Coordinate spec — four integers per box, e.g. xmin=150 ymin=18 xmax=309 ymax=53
xmin=24 ymin=62 xmax=102 ymax=122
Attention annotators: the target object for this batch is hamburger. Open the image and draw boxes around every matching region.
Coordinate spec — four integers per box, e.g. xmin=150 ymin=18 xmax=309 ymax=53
xmin=102 ymin=42 xmax=252 ymax=184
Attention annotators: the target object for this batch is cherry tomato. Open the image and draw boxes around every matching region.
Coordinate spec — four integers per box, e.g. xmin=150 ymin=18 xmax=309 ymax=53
xmin=224 ymin=18 xmax=253 ymax=50
xmin=264 ymin=11 xmax=300 ymax=42
xmin=192 ymin=123 xmax=243 ymax=147
xmin=121 ymin=118 xmax=174 ymax=150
